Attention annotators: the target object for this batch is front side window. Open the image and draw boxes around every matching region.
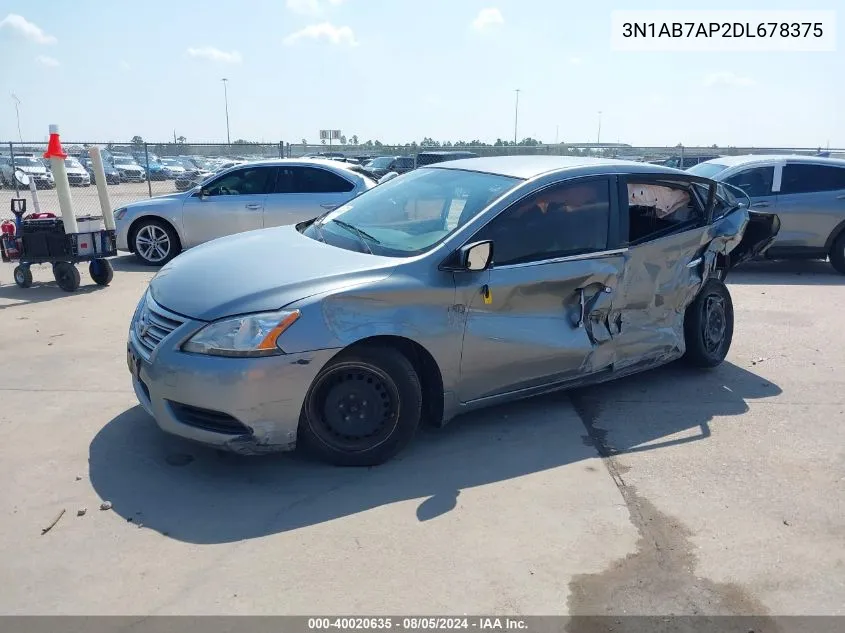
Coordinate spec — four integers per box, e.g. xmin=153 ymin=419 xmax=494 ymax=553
xmin=780 ymin=164 xmax=845 ymax=194
xmin=474 ymin=179 xmax=611 ymax=266
xmin=724 ymin=166 xmax=774 ymax=197
xmin=626 ymin=181 xmax=704 ymax=244
xmin=299 ymin=168 xmax=521 ymax=257
xmin=273 ymin=166 xmax=355 ymax=194
xmin=203 ymin=167 xmax=272 ymax=196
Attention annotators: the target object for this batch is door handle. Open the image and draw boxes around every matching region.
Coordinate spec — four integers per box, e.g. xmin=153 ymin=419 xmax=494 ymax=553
xmin=245 ymin=203 xmax=262 ymax=210
xmin=574 ymin=286 xmax=612 ymax=328
xmin=751 ymin=201 xmax=770 ymax=208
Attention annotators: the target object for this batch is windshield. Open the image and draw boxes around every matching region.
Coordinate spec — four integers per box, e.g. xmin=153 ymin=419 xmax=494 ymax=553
xmin=367 ymin=157 xmax=394 ymax=169
xmin=300 ymin=167 xmax=521 ymax=257
xmin=14 ymin=157 xmax=42 ymax=167
xmin=687 ymin=162 xmax=729 ymax=179
xmin=64 ymin=158 xmax=82 ymax=168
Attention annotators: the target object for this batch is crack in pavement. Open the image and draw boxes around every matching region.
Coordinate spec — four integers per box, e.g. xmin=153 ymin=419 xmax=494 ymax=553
xmin=566 ymin=389 xmax=783 ymax=633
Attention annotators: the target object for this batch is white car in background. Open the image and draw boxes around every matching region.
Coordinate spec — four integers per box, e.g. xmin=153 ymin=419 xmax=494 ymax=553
xmin=114 ymin=159 xmax=378 ymax=265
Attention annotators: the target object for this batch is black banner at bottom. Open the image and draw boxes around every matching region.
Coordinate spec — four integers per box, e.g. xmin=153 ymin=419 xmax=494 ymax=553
xmin=0 ymin=617 xmax=841 ymax=633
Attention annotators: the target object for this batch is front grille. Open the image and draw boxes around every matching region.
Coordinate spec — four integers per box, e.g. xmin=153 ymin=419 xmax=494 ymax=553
xmin=168 ymin=401 xmax=251 ymax=435
xmin=133 ymin=295 xmax=185 ymax=359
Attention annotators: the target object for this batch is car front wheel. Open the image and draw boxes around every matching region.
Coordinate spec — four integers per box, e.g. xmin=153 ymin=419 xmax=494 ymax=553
xmin=299 ymin=346 xmax=422 ymax=466
xmin=682 ymin=278 xmax=734 ymax=368
xmin=131 ymin=219 xmax=180 ymax=266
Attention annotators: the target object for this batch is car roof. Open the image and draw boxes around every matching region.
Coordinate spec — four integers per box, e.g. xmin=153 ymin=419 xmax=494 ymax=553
xmin=225 ymin=157 xmax=372 ymax=175
xmin=700 ymin=154 xmax=845 ymax=168
xmin=429 ymin=155 xmax=689 ymax=179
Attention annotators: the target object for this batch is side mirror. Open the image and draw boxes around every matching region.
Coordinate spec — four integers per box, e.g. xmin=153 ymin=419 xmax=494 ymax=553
xmin=197 ymin=188 xmax=209 ymax=198
xmin=461 ymin=240 xmax=493 ymax=271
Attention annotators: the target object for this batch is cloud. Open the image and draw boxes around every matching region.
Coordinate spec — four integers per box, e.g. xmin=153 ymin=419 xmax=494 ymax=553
xmin=120 ymin=60 xmax=131 ymax=71
xmin=703 ymin=71 xmax=755 ymax=88
xmin=471 ymin=8 xmax=504 ymax=31
xmin=0 ymin=13 xmax=57 ymax=44
xmin=283 ymin=22 xmax=358 ymax=46
xmin=35 ymin=55 xmax=59 ymax=67
xmin=286 ymin=0 xmax=345 ymax=16
xmin=187 ymin=46 xmax=242 ymax=63
xmin=568 ymin=56 xmax=583 ymax=65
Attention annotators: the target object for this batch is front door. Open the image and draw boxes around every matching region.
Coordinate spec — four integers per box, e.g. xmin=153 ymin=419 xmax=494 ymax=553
xmin=181 ymin=165 xmax=274 ymax=246
xmin=457 ymin=176 xmax=623 ymax=403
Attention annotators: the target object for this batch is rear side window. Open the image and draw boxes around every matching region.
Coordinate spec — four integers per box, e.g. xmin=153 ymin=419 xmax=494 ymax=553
xmin=626 ymin=181 xmax=705 ymax=244
xmin=274 ymin=167 xmax=354 ymax=194
xmin=724 ymin=166 xmax=774 ymax=197
xmin=780 ymin=164 xmax=845 ymax=194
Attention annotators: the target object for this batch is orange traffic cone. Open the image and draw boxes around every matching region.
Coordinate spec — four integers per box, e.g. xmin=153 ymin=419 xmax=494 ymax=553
xmin=43 ymin=124 xmax=67 ymax=159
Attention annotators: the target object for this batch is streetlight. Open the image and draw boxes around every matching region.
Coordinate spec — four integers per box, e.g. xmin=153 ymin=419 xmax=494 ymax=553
xmin=11 ymin=94 xmax=22 ymax=142
xmin=221 ymin=78 xmax=231 ymax=145
xmin=513 ymin=89 xmax=521 ymax=145
xmin=597 ymin=110 xmax=602 ymax=145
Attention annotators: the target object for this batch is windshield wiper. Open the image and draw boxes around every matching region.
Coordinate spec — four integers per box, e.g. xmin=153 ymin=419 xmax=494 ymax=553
xmin=329 ymin=219 xmax=380 ymax=253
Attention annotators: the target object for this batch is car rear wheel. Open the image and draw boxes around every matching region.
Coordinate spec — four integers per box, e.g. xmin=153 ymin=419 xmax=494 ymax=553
xmin=131 ymin=219 xmax=180 ymax=266
xmin=828 ymin=232 xmax=845 ymax=275
xmin=299 ymin=346 xmax=422 ymax=466
xmin=683 ymin=278 xmax=734 ymax=368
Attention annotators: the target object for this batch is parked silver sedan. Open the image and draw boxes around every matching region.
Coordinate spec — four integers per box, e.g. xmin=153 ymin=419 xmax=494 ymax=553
xmin=115 ymin=158 xmax=377 ymax=265
xmin=689 ymin=155 xmax=845 ymax=273
xmin=126 ymin=156 xmax=779 ymax=466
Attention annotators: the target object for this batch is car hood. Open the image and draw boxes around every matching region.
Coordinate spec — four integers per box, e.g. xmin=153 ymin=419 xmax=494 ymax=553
xmin=122 ymin=191 xmax=189 ymax=213
xmin=148 ymin=225 xmax=398 ymax=321
xmin=66 ymin=167 xmax=88 ymax=175
xmin=116 ymin=164 xmax=143 ymax=170
xmin=18 ymin=166 xmax=48 ymax=174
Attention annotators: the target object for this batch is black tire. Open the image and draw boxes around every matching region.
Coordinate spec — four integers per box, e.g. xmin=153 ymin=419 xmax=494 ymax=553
xmin=299 ymin=346 xmax=422 ymax=466
xmin=130 ymin=218 xmax=180 ymax=266
xmin=53 ymin=262 xmax=81 ymax=292
xmin=13 ymin=265 xmax=32 ymax=288
xmin=829 ymin=232 xmax=845 ymax=275
xmin=89 ymin=258 xmax=114 ymax=285
xmin=683 ymin=278 xmax=734 ymax=368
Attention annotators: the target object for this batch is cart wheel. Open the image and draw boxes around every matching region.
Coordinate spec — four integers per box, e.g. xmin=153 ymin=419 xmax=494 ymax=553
xmin=89 ymin=258 xmax=114 ymax=286
xmin=54 ymin=262 xmax=81 ymax=292
xmin=13 ymin=265 xmax=32 ymax=289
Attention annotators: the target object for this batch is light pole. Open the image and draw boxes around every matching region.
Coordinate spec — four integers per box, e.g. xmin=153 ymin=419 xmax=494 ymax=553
xmin=11 ymin=94 xmax=22 ymax=142
xmin=597 ymin=110 xmax=602 ymax=145
xmin=513 ymin=89 xmax=520 ymax=145
xmin=221 ymin=78 xmax=231 ymax=145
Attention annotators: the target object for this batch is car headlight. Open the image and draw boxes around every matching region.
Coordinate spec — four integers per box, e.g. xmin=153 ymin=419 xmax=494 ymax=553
xmin=114 ymin=207 xmax=128 ymax=221
xmin=182 ymin=310 xmax=300 ymax=357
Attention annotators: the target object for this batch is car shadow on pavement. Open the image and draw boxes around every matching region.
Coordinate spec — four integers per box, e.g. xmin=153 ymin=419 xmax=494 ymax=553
xmin=88 ymin=360 xmax=780 ymax=545
xmin=109 ymin=255 xmax=157 ymax=273
xmin=728 ymin=259 xmax=844 ymax=285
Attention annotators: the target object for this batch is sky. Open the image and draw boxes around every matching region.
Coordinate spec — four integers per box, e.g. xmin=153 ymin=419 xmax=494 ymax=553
xmin=0 ymin=0 xmax=843 ymax=147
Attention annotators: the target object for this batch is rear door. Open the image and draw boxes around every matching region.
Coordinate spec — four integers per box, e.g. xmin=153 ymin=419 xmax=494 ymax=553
xmin=263 ymin=166 xmax=358 ymax=227
xmin=180 ymin=165 xmax=273 ymax=246
xmin=457 ymin=176 xmax=624 ymax=403
xmin=612 ymin=175 xmax=711 ymax=370
xmin=772 ymin=163 xmax=845 ymax=251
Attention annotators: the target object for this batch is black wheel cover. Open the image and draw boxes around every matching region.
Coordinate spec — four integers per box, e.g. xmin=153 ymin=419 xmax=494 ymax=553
xmin=701 ymin=293 xmax=728 ymax=357
xmin=305 ymin=362 xmax=401 ymax=454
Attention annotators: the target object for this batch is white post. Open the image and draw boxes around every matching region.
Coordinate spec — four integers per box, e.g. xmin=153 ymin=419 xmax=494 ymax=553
xmin=89 ymin=146 xmax=116 ymax=230
xmin=28 ymin=177 xmax=42 ymax=215
xmin=46 ymin=125 xmax=79 ymax=234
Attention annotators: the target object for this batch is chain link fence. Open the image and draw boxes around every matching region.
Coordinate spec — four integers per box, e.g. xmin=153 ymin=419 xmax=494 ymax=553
xmin=2 ymin=140 xmax=842 ymax=220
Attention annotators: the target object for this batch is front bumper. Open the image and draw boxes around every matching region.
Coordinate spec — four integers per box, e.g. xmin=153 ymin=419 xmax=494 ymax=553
xmin=127 ymin=314 xmax=340 ymax=454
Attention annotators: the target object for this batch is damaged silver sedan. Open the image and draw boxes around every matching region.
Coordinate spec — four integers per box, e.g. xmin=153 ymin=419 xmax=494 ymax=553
xmin=127 ymin=156 xmax=779 ymax=466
